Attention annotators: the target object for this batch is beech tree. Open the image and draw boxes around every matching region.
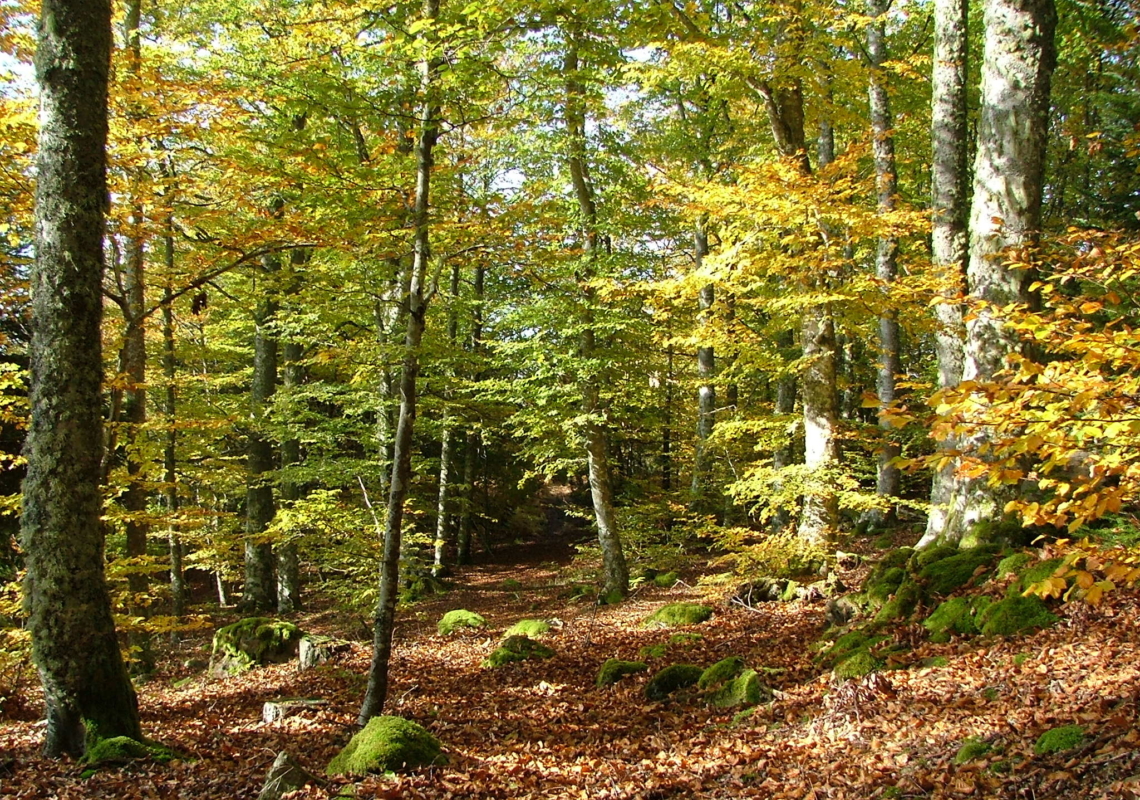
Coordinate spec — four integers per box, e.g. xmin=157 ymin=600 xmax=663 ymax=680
xmin=22 ymin=0 xmax=141 ymax=757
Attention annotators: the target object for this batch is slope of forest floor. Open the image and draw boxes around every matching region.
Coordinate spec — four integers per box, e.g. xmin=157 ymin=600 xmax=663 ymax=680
xmin=3 ymin=535 xmax=1140 ymax=799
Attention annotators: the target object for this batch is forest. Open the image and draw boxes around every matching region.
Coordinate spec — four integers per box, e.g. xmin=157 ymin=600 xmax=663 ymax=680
xmin=2 ymin=0 xmax=1140 ymax=796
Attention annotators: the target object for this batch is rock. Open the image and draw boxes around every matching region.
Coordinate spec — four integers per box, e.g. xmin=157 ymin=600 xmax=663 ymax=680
xmin=258 ymin=751 xmax=319 ymax=800
xmin=835 ymin=551 xmax=861 ymax=569
xmin=437 ymin=609 xmax=486 ymax=636
xmin=708 ymin=669 xmax=771 ymax=708
xmin=642 ymin=603 xmax=714 ymax=628
xmin=210 ymin=618 xmax=304 ymax=677
xmin=653 ymin=571 xmax=679 ymax=588
xmin=734 ymin=579 xmax=787 ymax=605
xmin=262 ymin=698 xmax=329 ymax=724
xmin=919 ymin=546 xmax=1000 ymax=596
xmin=978 ymin=595 xmax=1057 ymax=637
xmin=299 ymin=635 xmax=352 ymax=670
xmin=326 ymin=716 xmax=445 ymax=776
xmin=482 ymin=635 xmax=555 ymax=668
xmin=873 ymin=580 xmax=922 ymax=624
xmin=503 ymin=619 xmax=551 ymax=638
xmin=644 ymin=664 xmax=703 ymax=701
xmin=596 ymin=659 xmax=648 ymax=687
xmin=825 ymin=596 xmax=860 ymax=627
xmin=698 ymin=657 xmax=745 ymax=690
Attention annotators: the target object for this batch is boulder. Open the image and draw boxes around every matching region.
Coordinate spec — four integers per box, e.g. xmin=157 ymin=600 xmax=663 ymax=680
xmin=483 ymin=635 xmax=555 ymax=668
xmin=299 ymin=635 xmax=351 ymax=670
xmin=643 ymin=603 xmax=713 ymax=628
xmin=258 ymin=751 xmax=320 ymax=800
xmin=210 ymin=618 xmax=304 ymax=677
xmin=596 ymin=659 xmax=648 ymax=687
xmin=437 ymin=609 xmax=486 ymax=636
xmin=326 ymin=716 xmax=445 ymax=776
xmin=262 ymin=698 xmax=329 ymax=724
xmin=825 ymin=596 xmax=860 ymax=627
xmin=734 ymin=579 xmax=788 ymax=605
xmin=645 ymin=664 xmax=703 ymax=701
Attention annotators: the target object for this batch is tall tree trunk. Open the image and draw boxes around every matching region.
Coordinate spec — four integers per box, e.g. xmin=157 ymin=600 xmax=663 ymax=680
xmin=456 ymin=261 xmax=484 ymax=567
xmin=920 ymin=0 xmax=971 ymax=547
xmin=565 ymin=27 xmax=629 ymax=599
xmin=23 ymin=0 xmax=141 ymax=757
xmin=243 ymin=257 xmax=279 ymax=612
xmin=868 ymin=0 xmax=901 ymax=522
xmin=690 ymin=222 xmax=716 ymax=512
xmin=662 ymin=343 xmax=674 ymax=492
xmin=935 ymin=0 xmax=1057 ymax=546
xmin=161 ymin=189 xmax=186 ymax=619
xmin=433 ymin=261 xmax=462 ymax=577
xmin=359 ymin=0 xmax=440 ymax=724
xmin=276 ymin=248 xmax=307 ymax=613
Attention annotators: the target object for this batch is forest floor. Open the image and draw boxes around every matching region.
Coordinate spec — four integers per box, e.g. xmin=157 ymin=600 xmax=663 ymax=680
xmin=3 ymin=530 xmax=1140 ymax=799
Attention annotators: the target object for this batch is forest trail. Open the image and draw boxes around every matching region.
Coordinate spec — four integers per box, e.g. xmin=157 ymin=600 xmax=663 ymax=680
xmin=3 ymin=535 xmax=1140 ymax=799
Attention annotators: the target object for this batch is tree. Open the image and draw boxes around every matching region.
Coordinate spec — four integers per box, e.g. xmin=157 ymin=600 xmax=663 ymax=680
xmin=929 ymin=0 xmax=1057 ymax=546
xmin=22 ymin=0 xmax=141 ymax=757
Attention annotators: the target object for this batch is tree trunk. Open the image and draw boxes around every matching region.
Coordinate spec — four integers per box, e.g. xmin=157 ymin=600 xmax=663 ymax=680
xmin=433 ymin=261 xmax=462 ymax=577
xmin=868 ymin=0 xmax=901 ymax=522
xmin=162 ymin=204 xmax=186 ymax=619
xmin=565 ymin=28 xmax=629 ymax=599
xmin=23 ymin=0 xmax=141 ymax=757
xmin=243 ymin=258 xmax=279 ymax=612
xmin=936 ymin=0 xmax=1057 ymax=546
xmin=920 ymin=0 xmax=971 ymax=547
xmin=456 ymin=261 xmax=484 ymax=567
xmin=359 ymin=0 xmax=439 ymax=724
xmin=276 ymin=249 xmax=307 ymax=613
xmin=690 ymin=222 xmax=716 ymax=512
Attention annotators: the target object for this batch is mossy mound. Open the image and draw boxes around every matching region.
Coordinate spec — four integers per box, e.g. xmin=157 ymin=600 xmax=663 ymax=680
xmin=996 ymin=551 xmax=1033 ymax=579
xmin=698 ymin=656 xmax=745 ymax=690
xmin=821 ymin=631 xmax=887 ymax=669
xmin=84 ymin=736 xmax=177 ymax=766
xmin=645 ymin=664 xmax=704 ymax=701
xmin=482 ymin=635 xmax=555 ymax=668
xmin=954 ymin=737 xmax=992 ymax=764
xmin=326 ymin=716 xmax=444 ymax=775
xmin=639 ymin=643 xmax=668 ymax=660
xmin=877 ymin=547 xmax=915 ymax=573
xmin=873 ymin=580 xmax=922 ymax=623
xmin=834 ymin=650 xmax=879 ymax=680
xmin=437 ymin=609 xmax=486 ymax=636
xmin=923 ymin=596 xmax=993 ymax=642
xmin=643 ymin=603 xmax=713 ymax=628
xmin=596 ymin=659 xmax=648 ymax=687
xmin=909 ymin=544 xmax=959 ymax=572
xmin=708 ymin=669 xmax=770 ymax=708
xmin=1034 ymin=724 xmax=1085 ymax=755
xmin=919 ymin=546 xmax=999 ymax=596
xmin=866 ymin=567 xmax=906 ymax=605
xmin=653 ymin=571 xmax=680 ymax=588
xmin=979 ymin=596 xmax=1057 ymax=637
xmin=504 ymin=619 xmax=550 ymax=638
xmin=1007 ymin=558 xmax=1065 ymax=596
xmin=501 ymin=578 xmax=524 ymax=591
xmin=211 ymin=618 xmax=304 ymax=676
xmin=401 ymin=575 xmax=447 ymax=604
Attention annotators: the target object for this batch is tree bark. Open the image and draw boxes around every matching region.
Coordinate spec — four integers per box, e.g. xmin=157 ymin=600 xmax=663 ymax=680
xmin=920 ymin=0 xmax=971 ymax=547
xmin=690 ymin=222 xmax=716 ymax=513
xmin=276 ymin=248 xmax=307 ymax=613
xmin=23 ymin=0 xmax=141 ymax=757
xmin=162 ymin=206 xmax=186 ymax=619
xmin=935 ymin=0 xmax=1057 ymax=546
xmin=433 ymin=260 xmax=462 ymax=577
xmin=359 ymin=0 xmax=440 ymax=724
xmin=456 ymin=261 xmax=484 ymax=567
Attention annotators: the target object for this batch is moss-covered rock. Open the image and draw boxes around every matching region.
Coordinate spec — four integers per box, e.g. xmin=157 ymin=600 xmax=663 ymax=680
xmin=653 ymin=571 xmax=679 ymax=588
xmin=326 ymin=716 xmax=444 ymax=775
xmin=834 ymin=650 xmax=879 ymax=680
xmin=877 ymin=547 xmax=915 ymax=572
xmin=909 ymin=544 xmax=959 ymax=572
xmin=708 ymin=669 xmax=770 ymax=708
xmin=698 ymin=656 xmax=745 ymax=690
xmin=821 ymin=630 xmax=887 ymax=668
xmin=400 ymin=575 xmax=447 ymax=604
xmin=919 ymin=546 xmax=999 ymax=596
xmin=84 ymin=736 xmax=177 ymax=766
xmin=1033 ymin=724 xmax=1085 ymax=755
xmin=504 ymin=619 xmax=550 ymax=638
xmin=996 ymin=551 xmax=1033 ymax=578
xmin=482 ymin=635 xmax=555 ymax=668
xmin=645 ymin=664 xmax=704 ymax=701
xmin=1007 ymin=557 xmax=1065 ymax=597
xmin=643 ymin=603 xmax=713 ymax=628
xmin=437 ymin=609 xmax=486 ymax=636
xmin=873 ymin=581 xmax=922 ymax=623
xmin=866 ymin=567 xmax=906 ymax=605
xmin=923 ymin=595 xmax=993 ymax=642
xmin=211 ymin=618 xmax=304 ymax=676
xmin=596 ymin=659 xmax=648 ymax=687
xmin=979 ymin=596 xmax=1057 ymax=637
xmin=954 ymin=737 xmax=992 ymax=764
xmin=639 ymin=643 xmax=668 ymax=660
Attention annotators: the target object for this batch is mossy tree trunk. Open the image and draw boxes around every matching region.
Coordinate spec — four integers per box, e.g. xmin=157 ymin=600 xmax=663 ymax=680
xmin=23 ymin=0 xmax=141 ymax=757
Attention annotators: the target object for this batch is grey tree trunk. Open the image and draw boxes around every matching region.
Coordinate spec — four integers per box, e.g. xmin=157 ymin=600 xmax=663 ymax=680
xmin=162 ymin=207 xmax=186 ymax=619
xmin=432 ymin=261 xmax=462 ymax=577
xmin=359 ymin=0 xmax=439 ymax=724
xmin=868 ymin=0 xmax=901 ymax=521
xmin=276 ymin=249 xmax=307 ymax=613
xmin=920 ymin=0 xmax=971 ymax=547
xmin=456 ymin=261 xmax=484 ymax=567
xmin=934 ymin=0 xmax=1057 ymax=546
xmin=565 ymin=28 xmax=629 ymax=599
xmin=690 ymin=223 xmax=716 ymax=512
xmin=23 ymin=0 xmax=141 ymax=757
xmin=243 ymin=258 xmax=279 ymax=612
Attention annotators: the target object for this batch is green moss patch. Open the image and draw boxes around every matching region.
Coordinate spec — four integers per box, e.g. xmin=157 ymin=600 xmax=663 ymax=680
xmin=482 ymin=635 xmax=555 ymax=668
xmin=919 ymin=547 xmax=999 ymax=596
xmin=84 ymin=736 xmax=178 ymax=766
xmin=211 ymin=618 xmax=304 ymax=676
xmin=708 ymin=669 xmax=770 ymax=708
xmin=504 ymin=619 xmax=550 ymax=638
xmin=437 ymin=609 xmax=486 ymax=636
xmin=821 ymin=631 xmax=887 ymax=668
xmin=643 ymin=603 xmax=713 ymax=628
xmin=1034 ymin=724 xmax=1085 ymax=756
xmin=910 ymin=544 xmax=959 ymax=571
xmin=954 ymin=737 xmax=992 ymax=764
xmin=653 ymin=571 xmax=680 ymax=588
xmin=923 ymin=596 xmax=992 ymax=642
xmin=698 ymin=656 xmax=745 ymax=690
xmin=866 ymin=567 xmax=906 ymax=605
xmin=327 ymin=716 xmax=444 ymax=775
xmin=996 ymin=551 xmax=1033 ymax=578
xmin=834 ymin=650 xmax=879 ymax=680
xmin=1008 ymin=558 xmax=1065 ymax=597
xmin=979 ymin=596 xmax=1057 ymax=637
xmin=873 ymin=581 xmax=922 ymax=624
xmin=596 ymin=659 xmax=648 ymax=687
xmin=645 ymin=664 xmax=704 ymax=701
xmin=639 ymin=643 xmax=668 ymax=659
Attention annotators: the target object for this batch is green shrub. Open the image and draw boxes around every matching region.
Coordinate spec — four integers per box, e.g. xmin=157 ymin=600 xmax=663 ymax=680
xmin=698 ymin=656 xmax=745 ymax=689
xmin=643 ymin=603 xmax=713 ymax=628
xmin=482 ymin=635 xmax=554 ymax=668
xmin=327 ymin=716 xmax=444 ymax=775
xmin=1033 ymin=725 xmax=1085 ymax=755
xmin=645 ymin=664 xmax=704 ymax=701
xmin=504 ymin=619 xmax=550 ymax=638
xmin=979 ymin=596 xmax=1057 ymax=637
xmin=437 ymin=610 xmax=486 ymax=636
xmin=596 ymin=659 xmax=648 ymax=687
